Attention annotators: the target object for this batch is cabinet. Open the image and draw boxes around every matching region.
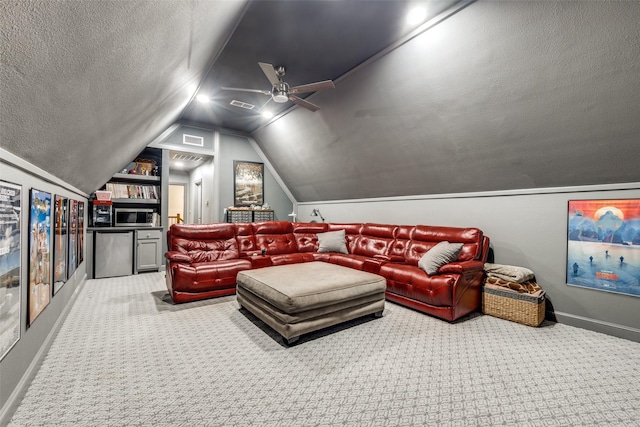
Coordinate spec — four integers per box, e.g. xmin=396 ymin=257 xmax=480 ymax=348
xmin=94 ymin=230 xmax=134 ymax=278
xmin=136 ymin=229 xmax=162 ymax=272
xmin=227 ymin=207 xmax=274 ymax=223
xmin=93 ymin=147 xmax=162 ymax=228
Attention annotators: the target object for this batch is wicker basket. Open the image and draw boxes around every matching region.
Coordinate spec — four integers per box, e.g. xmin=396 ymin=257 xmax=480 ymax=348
xmin=482 ymin=285 xmax=546 ymax=327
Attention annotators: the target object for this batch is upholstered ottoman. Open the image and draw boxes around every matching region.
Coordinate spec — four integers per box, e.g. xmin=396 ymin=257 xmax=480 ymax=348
xmin=236 ymin=261 xmax=386 ymax=344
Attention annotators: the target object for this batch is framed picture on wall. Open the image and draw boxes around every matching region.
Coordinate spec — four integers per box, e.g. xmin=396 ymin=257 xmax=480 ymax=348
xmin=53 ymin=195 xmax=68 ymax=295
xmin=77 ymin=201 xmax=84 ymax=266
xmin=68 ymin=200 xmax=77 ymax=279
xmin=567 ymin=199 xmax=640 ymax=297
xmin=29 ymin=188 xmax=52 ymax=325
xmin=0 ymin=180 xmax=21 ymax=360
xmin=234 ymin=160 xmax=264 ymax=207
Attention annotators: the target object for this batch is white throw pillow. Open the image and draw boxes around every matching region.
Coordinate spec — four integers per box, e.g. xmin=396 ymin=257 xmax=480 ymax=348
xmin=317 ymin=230 xmax=348 ymax=254
xmin=418 ymin=241 xmax=464 ymax=275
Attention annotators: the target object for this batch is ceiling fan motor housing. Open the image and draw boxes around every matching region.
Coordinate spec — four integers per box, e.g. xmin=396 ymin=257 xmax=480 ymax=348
xmin=272 ymin=82 xmax=290 ymax=103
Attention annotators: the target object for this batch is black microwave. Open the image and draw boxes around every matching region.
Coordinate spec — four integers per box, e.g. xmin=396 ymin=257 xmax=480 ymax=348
xmin=114 ymin=208 xmax=154 ymax=227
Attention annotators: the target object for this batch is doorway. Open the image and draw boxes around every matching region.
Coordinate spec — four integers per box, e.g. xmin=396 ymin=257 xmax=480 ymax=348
xmin=168 ymin=184 xmax=186 ymax=226
xmin=168 ymin=150 xmax=214 ymax=224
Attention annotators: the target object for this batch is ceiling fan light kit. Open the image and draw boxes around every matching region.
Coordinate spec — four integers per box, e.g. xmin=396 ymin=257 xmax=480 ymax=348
xmin=221 ymin=62 xmax=335 ymax=111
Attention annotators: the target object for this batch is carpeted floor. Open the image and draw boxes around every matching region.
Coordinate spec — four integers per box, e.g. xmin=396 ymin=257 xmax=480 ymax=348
xmin=7 ymin=272 xmax=640 ymax=426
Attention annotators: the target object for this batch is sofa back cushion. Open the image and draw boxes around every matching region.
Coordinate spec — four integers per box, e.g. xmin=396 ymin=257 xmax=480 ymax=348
xmin=404 ymin=226 xmax=483 ymax=265
xmin=353 ymin=223 xmax=397 ymax=258
xmin=388 ymin=225 xmax=414 ymax=260
xmin=168 ymin=223 xmax=239 ymax=261
xmin=234 ymin=223 xmax=257 ymax=254
xmin=252 ymin=221 xmax=298 ymax=255
xmin=326 ymin=223 xmax=363 ymax=253
xmin=292 ymin=222 xmax=328 ymax=252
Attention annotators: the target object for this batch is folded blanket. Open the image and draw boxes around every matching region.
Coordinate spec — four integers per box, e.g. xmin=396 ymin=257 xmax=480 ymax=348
xmin=484 ymin=263 xmax=535 ymax=283
xmin=484 ymin=282 xmax=544 ymax=298
xmin=484 ymin=276 xmax=541 ymax=294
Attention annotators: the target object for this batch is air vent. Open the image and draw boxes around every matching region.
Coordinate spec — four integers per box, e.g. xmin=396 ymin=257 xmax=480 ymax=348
xmin=183 ymin=134 xmax=204 ymax=147
xmin=230 ymin=100 xmax=256 ymax=110
xmin=172 ymin=153 xmax=203 ymax=162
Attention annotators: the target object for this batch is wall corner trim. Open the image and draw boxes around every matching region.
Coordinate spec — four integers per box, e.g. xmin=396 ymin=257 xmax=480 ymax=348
xmin=246 ymin=137 xmax=297 ymax=205
xmin=1 ymin=148 xmax=89 ymax=198
xmin=553 ymin=311 xmax=640 ymax=343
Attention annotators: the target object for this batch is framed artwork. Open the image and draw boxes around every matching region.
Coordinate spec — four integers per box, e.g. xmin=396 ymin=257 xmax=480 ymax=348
xmin=234 ymin=161 xmax=264 ymax=207
xmin=29 ymin=189 xmax=51 ymax=325
xmin=77 ymin=201 xmax=84 ymax=266
xmin=53 ymin=195 xmax=68 ymax=295
xmin=567 ymin=199 xmax=640 ymax=297
xmin=0 ymin=181 xmax=21 ymax=360
xmin=67 ymin=200 xmax=77 ymax=279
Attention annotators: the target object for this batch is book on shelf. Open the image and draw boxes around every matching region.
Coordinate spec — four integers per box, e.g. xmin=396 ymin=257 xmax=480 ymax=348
xmin=105 ymin=183 xmax=159 ymax=200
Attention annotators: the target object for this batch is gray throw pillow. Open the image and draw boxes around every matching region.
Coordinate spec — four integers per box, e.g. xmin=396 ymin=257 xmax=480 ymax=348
xmin=418 ymin=241 xmax=464 ymax=275
xmin=317 ymin=229 xmax=348 ymax=254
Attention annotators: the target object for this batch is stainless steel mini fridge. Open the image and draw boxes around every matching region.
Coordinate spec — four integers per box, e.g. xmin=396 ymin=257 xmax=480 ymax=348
xmin=94 ymin=231 xmax=133 ymax=278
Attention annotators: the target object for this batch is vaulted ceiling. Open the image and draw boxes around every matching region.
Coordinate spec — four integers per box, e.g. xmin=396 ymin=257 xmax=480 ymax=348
xmin=2 ymin=1 xmax=639 ymax=200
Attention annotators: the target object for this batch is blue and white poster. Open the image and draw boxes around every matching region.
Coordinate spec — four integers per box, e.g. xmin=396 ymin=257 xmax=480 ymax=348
xmin=0 ymin=181 xmax=21 ymax=360
xmin=29 ymin=189 xmax=51 ymax=325
xmin=567 ymin=199 xmax=640 ymax=297
xmin=53 ymin=195 xmax=68 ymax=295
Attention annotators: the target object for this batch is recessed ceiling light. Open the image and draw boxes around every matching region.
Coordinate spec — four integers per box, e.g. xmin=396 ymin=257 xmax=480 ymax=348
xmin=261 ymin=111 xmax=274 ymax=119
xmin=196 ymin=94 xmax=210 ymax=103
xmin=407 ymin=6 xmax=427 ymax=25
xmin=174 ymin=161 xmax=184 ymax=168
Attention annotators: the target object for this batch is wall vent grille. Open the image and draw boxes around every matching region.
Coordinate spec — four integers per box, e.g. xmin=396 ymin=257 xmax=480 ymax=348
xmin=172 ymin=153 xmax=203 ymax=162
xmin=230 ymin=100 xmax=255 ymax=110
xmin=183 ymin=134 xmax=204 ymax=147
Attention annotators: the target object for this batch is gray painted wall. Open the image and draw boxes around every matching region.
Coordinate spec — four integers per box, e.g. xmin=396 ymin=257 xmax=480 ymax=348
xmin=0 ymin=154 xmax=87 ymax=420
xmin=217 ymin=133 xmax=293 ymax=222
xmin=253 ymin=1 xmax=640 ymax=202
xmin=297 ymin=184 xmax=640 ymax=341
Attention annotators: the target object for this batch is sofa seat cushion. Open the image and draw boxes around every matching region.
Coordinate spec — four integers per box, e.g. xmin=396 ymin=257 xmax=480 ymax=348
xmin=172 ymin=259 xmax=252 ymax=293
xmin=380 ymin=264 xmax=454 ymax=307
xmin=236 ymin=262 xmax=386 ymax=314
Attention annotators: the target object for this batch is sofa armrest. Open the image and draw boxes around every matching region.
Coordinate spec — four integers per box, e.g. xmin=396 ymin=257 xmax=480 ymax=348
xmin=373 ymin=254 xmax=405 ymax=263
xmin=438 ymin=260 xmax=484 ymax=274
xmin=165 ymin=251 xmax=191 ymax=263
xmin=240 ymin=250 xmax=263 ymax=258
xmin=249 ymin=255 xmax=272 ymax=269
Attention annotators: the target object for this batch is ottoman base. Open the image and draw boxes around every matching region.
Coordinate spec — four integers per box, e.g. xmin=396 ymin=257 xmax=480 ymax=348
xmin=236 ymin=262 xmax=386 ymax=345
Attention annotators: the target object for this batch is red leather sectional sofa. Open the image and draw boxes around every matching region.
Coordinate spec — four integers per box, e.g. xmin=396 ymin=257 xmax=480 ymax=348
xmin=165 ymin=221 xmax=490 ymax=322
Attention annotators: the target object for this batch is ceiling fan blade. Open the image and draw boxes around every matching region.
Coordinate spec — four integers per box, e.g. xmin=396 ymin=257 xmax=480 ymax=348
xmin=289 ymin=80 xmax=335 ymax=94
xmin=289 ymin=95 xmax=320 ymax=112
xmin=258 ymin=62 xmax=280 ymax=86
xmin=220 ymin=87 xmax=271 ymax=96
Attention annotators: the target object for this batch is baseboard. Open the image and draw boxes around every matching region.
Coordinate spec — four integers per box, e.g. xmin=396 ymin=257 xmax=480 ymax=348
xmin=0 ymin=275 xmax=87 ymax=427
xmin=553 ymin=311 xmax=640 ymax=343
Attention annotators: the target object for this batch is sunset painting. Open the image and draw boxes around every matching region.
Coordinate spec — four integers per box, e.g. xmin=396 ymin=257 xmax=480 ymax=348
xmin=567 ymin=199 xmax=640 ymax=297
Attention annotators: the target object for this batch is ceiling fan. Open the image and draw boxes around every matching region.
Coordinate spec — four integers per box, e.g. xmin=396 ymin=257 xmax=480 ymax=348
xmin=221 ymin=62 xmax=335 ymax=112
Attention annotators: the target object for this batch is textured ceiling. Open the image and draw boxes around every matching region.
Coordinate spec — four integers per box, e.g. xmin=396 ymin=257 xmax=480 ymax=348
xmin=1 ymin=0 xmax=247 ymax=195
xmin=2 ymin=1 xmax=639 ymax=202
xmin=253 ymin=0 xmax=640 ymax=201
xmin=180 ymin=0 xmax=460 ymax=133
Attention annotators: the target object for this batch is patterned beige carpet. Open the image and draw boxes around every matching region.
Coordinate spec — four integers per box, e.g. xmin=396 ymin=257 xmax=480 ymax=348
xmin=7 ymin=272 xmax=640 ymax=426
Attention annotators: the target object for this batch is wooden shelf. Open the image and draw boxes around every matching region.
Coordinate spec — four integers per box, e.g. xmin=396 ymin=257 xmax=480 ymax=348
xmin=111 ymin=173 xmax=160 ymax=182
xmin=111 ymin=198 xmax=159 ymax=204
